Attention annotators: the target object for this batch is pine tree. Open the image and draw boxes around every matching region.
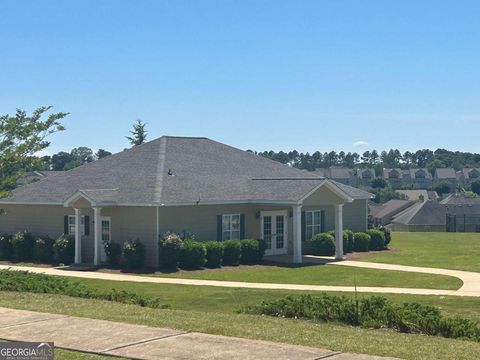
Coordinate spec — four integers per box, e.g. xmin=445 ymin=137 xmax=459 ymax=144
xmin=126 ymin=120 xmax=147 ymax=146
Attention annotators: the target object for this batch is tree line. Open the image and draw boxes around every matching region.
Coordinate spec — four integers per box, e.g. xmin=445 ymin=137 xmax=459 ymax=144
xmin=250 ymin=148 xmax=480 ymax=172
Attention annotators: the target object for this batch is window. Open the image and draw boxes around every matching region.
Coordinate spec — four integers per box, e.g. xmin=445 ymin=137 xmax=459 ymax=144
xmin=305 ymin=210 xmax=325 ymax=240
xmin=222 ymin=214 xmax=240 ymax=241
xmin=101 ymin=218 xmax=111 ymax=242
xmin=68 ymin=215 xmax=85 ymax=236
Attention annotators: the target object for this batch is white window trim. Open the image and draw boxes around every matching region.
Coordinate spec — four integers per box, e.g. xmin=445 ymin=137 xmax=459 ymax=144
xmin=305 ymin=210 xmax=325 ymax=240
xmin=222 ymin=214 xmax=241 ymax=241
xmin=101 ymin=216 xmax=111 ymax=242
xmin=68 ymin=215 xmax=86 ymax=236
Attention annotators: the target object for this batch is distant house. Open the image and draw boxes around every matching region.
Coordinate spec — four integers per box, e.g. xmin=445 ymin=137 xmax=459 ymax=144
xmin=391 ymin=201 xmax=447 ymax=232
xmin=16 ymin=170 xmax=63 ymax=186
xmin=383 ymin=168 xmax=432 ymax=189
xmin=369 ymin=199 xmax=414 ymax=227
xmin=396 ymin=190 xmax=429 ymax=202
xmin=358 ymin=168 xmax=375 ymax=186
xmin=433 ymin=168 xmax=457 ymax=191
xmin=314 ymin=167 xmax=354 ymax=186
xmin=441 ymin=194 xmax=480 ymax=232
xmin=458 ymin=168 xmax=480 ymax=187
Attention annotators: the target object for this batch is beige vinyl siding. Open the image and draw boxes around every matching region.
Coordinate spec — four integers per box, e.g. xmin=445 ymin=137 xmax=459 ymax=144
xmin=342 ymin=200 xmax=368 ymax=232
xmin=0 ymin=204 xmax=69 ymax=237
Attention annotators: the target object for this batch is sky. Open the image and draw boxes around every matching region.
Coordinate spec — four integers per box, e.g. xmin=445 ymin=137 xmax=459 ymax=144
xmin=1 ymin=0 xmax=479 ymax=155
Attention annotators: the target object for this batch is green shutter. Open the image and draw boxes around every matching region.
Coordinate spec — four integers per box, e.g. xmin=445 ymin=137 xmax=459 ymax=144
xmin=240 ymin=214 xmax=245 ymax=239
xmin=301 ymin=211 xmax=306 ymax=241
xmin=321 ymin=210 xmax=326 ymax=232
xmin=217 ymin=215 xmax=223 ymax=241
xmin=64 ymin=215 xmax=69 ymax=235
xmin=84 ymin=216 xmax=90 ymax=236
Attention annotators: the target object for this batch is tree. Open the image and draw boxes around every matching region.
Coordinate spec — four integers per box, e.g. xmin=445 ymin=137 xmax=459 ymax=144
xmin=71 ymin=146 xmax=94 ymax=164
xmin=471 ymin=179 xmax=480 ymax=195
xmin=0 ymin=107 xmax=67 ymax=197
xmin=126 ymin=119 xmax=147 ymax=146
xmin=371 ymin=177 xmax=388 ymax=189
xmin=371 ymin=185 xmax=406 ymax=204
xmin=96 ymin=149 xmax=112 ymax=159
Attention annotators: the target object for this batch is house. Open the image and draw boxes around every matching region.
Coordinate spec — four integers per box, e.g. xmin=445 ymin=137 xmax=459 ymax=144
xmin=458 ymin=168 xmax=480 ymax=187
xmin=0 ymin=136 xmax=372 ymax=266
xmin=396 ymin=190 xmax=429 ymax=202
xmin=383 ymin=168 xmax=432 ymax=189
xmin=434 ymin=168 xmax=457 ymax=191
xmin=391 ymin=200 xmax=447 ymax=232
xmin=368 ymin=199 xmax=414 ymax=227
xmin=441 ymin=194 xmax=480 ymax=232
xmin=357 ymin=168 xmax=375 ymax=187
xmin=15 ymin=170 xmax=63 ymax=186
xmin=314 ymin=167 xmax=354 ymax=186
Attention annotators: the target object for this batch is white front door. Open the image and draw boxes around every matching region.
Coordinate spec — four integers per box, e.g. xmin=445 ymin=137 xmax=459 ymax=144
xmin=100 ymin=216 xmax=111 ymax=262
xmin=261 ymin=211 xmax=288 ymax=256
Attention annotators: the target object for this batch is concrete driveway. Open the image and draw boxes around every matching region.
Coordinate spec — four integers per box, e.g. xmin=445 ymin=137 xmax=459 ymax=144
xmin=0 ymin=307 xmax=399 ymax=360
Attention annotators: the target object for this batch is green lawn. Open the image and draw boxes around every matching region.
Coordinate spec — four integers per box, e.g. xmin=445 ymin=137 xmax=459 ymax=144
xmin=57 ymin=349 xmax=122 ymax=360
xmin=121 ymin=262 xmax=462 ymax=290
xmin=74 ymin=277 xmax=480 ymax=320
xmin=361 ymin=232 xmax=480 ymax=272
xmin=1 ymin=291 xmax=478 ymax=360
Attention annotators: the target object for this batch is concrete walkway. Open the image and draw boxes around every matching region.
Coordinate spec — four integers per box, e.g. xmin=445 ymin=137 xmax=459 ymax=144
xmin=303 ymin=256 xmax=480 ymax=297
xmin=0 ymin=307 xmax=399 ymax=360
xmin=0 ymin=264 xmax=456 ymax=296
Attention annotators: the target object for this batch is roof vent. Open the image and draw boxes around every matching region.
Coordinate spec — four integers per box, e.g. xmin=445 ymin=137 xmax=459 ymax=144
xmin=167 ymin=169 xmax=175 ymax=176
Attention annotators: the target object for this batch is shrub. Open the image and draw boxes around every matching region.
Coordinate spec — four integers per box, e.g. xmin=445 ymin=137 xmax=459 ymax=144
xmin=222 ymin=240 xmax=242 ymax=266
xmin=204 ymin=241 xmax=224 ymax=268
xmin=256 ymin=238 xmax=267 ymax=262
xmin=53 ymin=235 xmax=75 ymax=264
xmin=179 ymin=241 xmax=206 ymax=269
xmin=11 ymin=231 xmax=36 ymax=261
xmin=104 ymin=241 xmax=122 ymax=267
xmin=0 ymin=269 xmax=169 ymax=309
xmin=366 ymin=229 xmax=385 ymax=251
xmin=0 ymin=234 xmax=13 ymax=260
xmin=122 ymin=239 xmax=146 ymax=269
xmin=244 ymin=294 xmax=480 ymax=343
xmin=158 ymin=232 xmax=183 ymax=269
xmin=309 ymin=233 xmax=335 ymax=256
xmin=353 ymin=232 xmax=370 ymax=252
xmin=34 ymin=236 xmax=54 ymax=263
xmin=343 ymin=230 xmax=354 ymax=253
xmin=378 ymin=226 xmax=392 ymax=247
xmin=240 ymin=239 xmax=260 ymax=264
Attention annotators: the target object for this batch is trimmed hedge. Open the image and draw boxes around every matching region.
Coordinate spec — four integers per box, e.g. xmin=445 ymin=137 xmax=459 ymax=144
xmin=11 ymin=231 xmax=35 ymax=261
xmin=367 ymin=229 xmax=385 ymax=251
xmin=222 ymin=240 xmax=242 ymax=266
xmin=310 ymin=233 xmax=335 ymax=256
xmin=0 ymin=269 xmax=168 ymax=309
xmin=104 ymin=241 xmax=122 ymax=267
xmin=240 ymin=239 xmax=260 ymax=265
xmin=353 ymin=232 xmax=370 ymax=252
xmin=245 ymin=294 xmax=480 ymax=342
xmin=34 ymin=236 xmax=55 ymax=263
xmin=378 ymin=226 xmax=392 ymax=247
xmin=343 ymin=230 xmax=354 ymax=253
xmin=204 ymin=241 xmax=224 ymax=268
xmin=158 ymin=232 xmax=183 ymax=269
xmin=0 ymin=234 xmax=12 ymax=260
xmin=122 ymin=239 xmax=146 ymax=269
xmin=179 ymin=241 xmax=206 ymax=269
xmin=53 ymin=235 xmax=75 ymax=264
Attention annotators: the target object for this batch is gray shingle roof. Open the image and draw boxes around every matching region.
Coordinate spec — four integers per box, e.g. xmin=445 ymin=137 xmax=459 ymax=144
xmin=372 ymin=199 xmax=414 ymax=219
xmin=392 ymin=200 xmax=446 ymax=226
xmin=2 ymin=136 xmax=371 ymax=206
xmin=435 ymin=168 xmax=457 ymax=179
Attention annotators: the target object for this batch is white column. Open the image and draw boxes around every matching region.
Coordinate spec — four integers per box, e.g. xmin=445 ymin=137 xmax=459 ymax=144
xmin=292 ymin=205 xmax=302 ymax=263
xmin=74 ymin=208 xmax=82 ymax=264
xmin=334 ymin=204 xmax=344 ymax=260
xmin=93 ymin=207 xmax=102 ymax=266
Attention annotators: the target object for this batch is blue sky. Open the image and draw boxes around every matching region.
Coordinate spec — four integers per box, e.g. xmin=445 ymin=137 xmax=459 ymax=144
xmin=1 ymin=0 xmax=479 ymax=155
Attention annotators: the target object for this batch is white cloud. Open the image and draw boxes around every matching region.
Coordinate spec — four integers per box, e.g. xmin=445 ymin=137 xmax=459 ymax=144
xmin=353 ymin=140 xmax=370 ymax=147
xmin=34 ymin=149 xmax=51 ymax=157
